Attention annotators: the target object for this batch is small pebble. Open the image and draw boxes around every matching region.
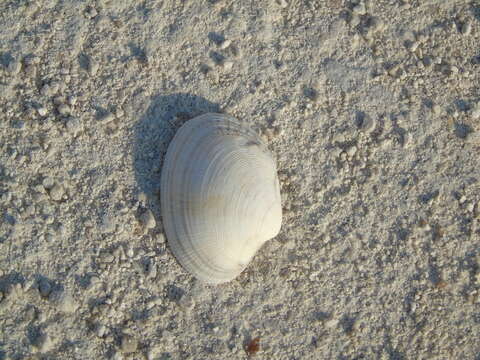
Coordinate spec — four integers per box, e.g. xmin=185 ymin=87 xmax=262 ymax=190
xmin=100 ymin=112 xmax=115 ymax=123
xmin=38 ymin=279 xmax=52 ymax=298
xmin=352 ymin=3 xmax=366 ymax=15
xmin=147 ymin=262 xmax=157 ymax=279
xmin=53 ymin=96 xmax=64 ymax=105
xmin=472 ymin=104 xmax=480 ymax=120
xmin=220 ymin=39 xmax=232 ymax=49
xmin=157 ymin=233 xmax=166 ymax=243
xmin=103 ymin=253 xmax=115 ymax=263
xmin=96 ymin=324 xmax=107 ymax=337
xmin=66 ymin=117 xmax=82 ymax=135
xmin=57 ymin=104 xmax=71 ymax=116
xmin=347 ymin=146 xmax=357 ymax=157
xmin=121 ymin=335 xmax=138 ymax=353
xmin=100 ymin=214 xmax=115 ymax=234
xmin=422 ymin=56 xmax=433 ymax=67
xmin=88 ymin=57 xmax=99 ymax=76
xmin=350 ymin=14 xmax=361 ymax=27
xmin=68 ymin=96 xmax=77 ymax=106
xmin=112 ymin=352 xmax=124 ymax=360
xmin=49 ymin=184 xmax=64 ymax=201
xmin=24 ymin=306 xmax=37 ymax=322
xmin=36 ymin=107 xmax=47 ymax=117
xmin=140 ymin=209 xmax=156 ymax=229
xmin=409 ymin=42 xmax=419 ymax=52
xmin=7 ymin=59 xmax=22 ymax=74
xmin=138 ymin=191 xmax=148 ymax=204
xmin=115 ymin=108 xmax=125 ymax=118
xmin=461 ymin=22 xmax=472 ymax=36
xmin=368 ymin=17 xmax=384 ymax=33
xmin=42 ymin=177 xmax=55 ymax=190
xmin=40 ymin=84 xmax=49 ymax=96
xmin=325 ymin=318 xmax=339 ymax=328
xmin=223 ymin=61 xmax=234 ymax=71
xmin=85 ymin=6 xmax=98 ymax=19
xmin=358 ymin=114 xmax=376 ymax=133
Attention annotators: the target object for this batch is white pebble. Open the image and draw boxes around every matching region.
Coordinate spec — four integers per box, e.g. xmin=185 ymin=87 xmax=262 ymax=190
xmin=140 ymin=209 xmax=156 ymax=229
xmin=37 ymin=107 xmax=48 ymax=117
xmin=325 ymin=318 xmax=339 ymax=328
xmin=461 ymin=22 xmax=472 ymax=36
xmin=66 ymin=117 xmax=82 ymax=134
xmin=223 ymin=61 xmax=234 ymax=72
xmin=88 ymin=58 xmax=99 ymax=76
xmin=220 ymin=39 xmax=232 ymax=49
xmin=115 ymin=108 xmax=125 ymax=118
xmin=101 ymin=253 xmax=115 ymax=263
xmin=157 ymin=233 xmax=166 ymax=243
xmin=96 ymin=324 xmax=107 ymax=337
xmin=121 ymin=335 xmax=138 ymax=353
xmin=42 ymin=177 xmax=55 ymax=190
xmin=347 ymin=146 xmax=357 ymax=157
xmin=49 ymin=184 xmax=64 ymax=201
xmin=472 ymin=104 xmax=480 ymax=120
xmin=57 ymin=104 xmax=71 ymax=116
xmin=7 ymin=59 xmax=22 ymax=74
xmin=126 ymin=247 xmax=134 ymax=258
xmin=112 ymin=352 xmax=124 ymax=360
xmin=147 ymin=262 xmax=157 ymax=279
xmin=350 ymin=14 xmax=361 ymax=27
xmin=432 ymin=104 xmax=442 ymax=115
xmin=409 ymin=41 xmax=419 ymax=52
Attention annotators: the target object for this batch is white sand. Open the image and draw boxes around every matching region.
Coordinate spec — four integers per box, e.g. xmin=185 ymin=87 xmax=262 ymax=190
xmin=0 ymin=0 xmax=479 ymax=359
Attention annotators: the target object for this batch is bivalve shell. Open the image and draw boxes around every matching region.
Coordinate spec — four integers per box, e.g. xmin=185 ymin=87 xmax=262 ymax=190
xmin=161 ymin=113 xmax=282 ymax=284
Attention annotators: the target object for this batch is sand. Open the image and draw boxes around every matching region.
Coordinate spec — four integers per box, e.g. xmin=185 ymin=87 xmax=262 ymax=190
xmin=0 ymin=0 xmax=479 ymax=359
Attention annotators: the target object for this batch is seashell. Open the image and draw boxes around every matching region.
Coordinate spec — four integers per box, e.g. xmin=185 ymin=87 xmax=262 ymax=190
xmin=161 ymin=113 xmax=282 ymax=284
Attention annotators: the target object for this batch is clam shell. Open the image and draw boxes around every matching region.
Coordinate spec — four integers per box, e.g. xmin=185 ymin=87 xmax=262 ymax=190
xmin=161 ymin=113 xmax=282 ymax=284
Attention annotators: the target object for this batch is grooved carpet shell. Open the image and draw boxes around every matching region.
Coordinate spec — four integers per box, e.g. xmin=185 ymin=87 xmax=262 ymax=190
xmin=160 ymin=113 xmax=282 ymax=284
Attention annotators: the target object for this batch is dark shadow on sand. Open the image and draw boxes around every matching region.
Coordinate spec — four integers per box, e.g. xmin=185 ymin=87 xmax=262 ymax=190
xmin=133 ymin=93 xmax=220 ymax=212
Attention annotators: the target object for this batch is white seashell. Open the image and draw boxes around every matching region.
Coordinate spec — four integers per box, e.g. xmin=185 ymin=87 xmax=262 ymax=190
xmin=161 ymin=113 xmax=282 ymax=284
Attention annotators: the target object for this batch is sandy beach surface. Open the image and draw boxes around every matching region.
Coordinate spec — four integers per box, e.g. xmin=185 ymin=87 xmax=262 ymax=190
xmin=1 ymin=0 xmax=479 ymax=359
